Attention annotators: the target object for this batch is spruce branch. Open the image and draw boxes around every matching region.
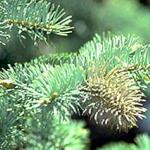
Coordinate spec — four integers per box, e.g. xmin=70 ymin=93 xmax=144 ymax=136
xmin=79 ymin=33 xmax=150 ymax=90
xmin=0 ymin=0 xmax=73 ymax=46
xmin=77 ymin=33 xmax=150 ymax=70
xmin=0 ymin=32 xmax=149 ymax=147
xmin=20 ymin=115 xmax=89 ymax=150
xmin=81 ymin=66 xmax=146 ymax=131
xmin=0 ymin=0 xmax=149 ymax=147
xmin=0 ymin=63 xmax=86 ymax=120
xmin=26 ymin=64 xmax=86 ymax=119
xmin=29 ymin=33 xmax=150 ymax=90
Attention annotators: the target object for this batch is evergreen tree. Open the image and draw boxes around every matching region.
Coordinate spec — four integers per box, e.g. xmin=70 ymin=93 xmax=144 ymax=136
xmin=0 ymin=0 xmax=149 ymax=149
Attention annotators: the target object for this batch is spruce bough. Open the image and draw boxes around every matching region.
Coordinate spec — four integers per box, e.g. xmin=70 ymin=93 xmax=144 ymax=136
xmin=0 ymin=0 xmax=150 ymax=149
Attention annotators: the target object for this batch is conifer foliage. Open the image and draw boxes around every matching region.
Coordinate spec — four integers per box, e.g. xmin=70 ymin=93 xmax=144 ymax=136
xmin=100 ymin=134 xmax=150 ymax=150
xmin=0 ymin=0 xmax=72 ymax=46
xmin=0 ymin=0 xmax=150 ymax=149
